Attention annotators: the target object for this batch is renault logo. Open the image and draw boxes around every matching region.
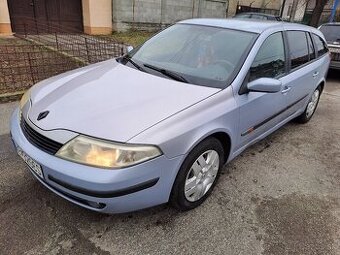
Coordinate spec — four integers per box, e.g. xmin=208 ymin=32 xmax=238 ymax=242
xmin=37 ymin=111 xmax=49 ymax=121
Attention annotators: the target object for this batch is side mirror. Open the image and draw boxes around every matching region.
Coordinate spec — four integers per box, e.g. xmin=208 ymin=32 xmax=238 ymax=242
xmin=127 ymin=45 xmax=134 ymax=53
xmin=247 ymin=78 xmax=282 ymax=93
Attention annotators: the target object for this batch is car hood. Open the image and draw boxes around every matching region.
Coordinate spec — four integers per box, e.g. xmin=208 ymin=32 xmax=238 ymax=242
xmin=28 ymin=60 xmax=220 ymax=142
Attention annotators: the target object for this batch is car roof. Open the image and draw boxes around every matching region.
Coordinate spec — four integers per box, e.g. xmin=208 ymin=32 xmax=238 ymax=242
xmin=179 ymin=18 xmax=322 ymax=35
xmin=320 ymin=22 xmax=340 ymax=26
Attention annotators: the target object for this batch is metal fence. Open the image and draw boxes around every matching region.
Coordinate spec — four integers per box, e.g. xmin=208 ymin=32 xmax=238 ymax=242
xmin=0 ymin=18 xmax=128 ymax=101
xmin=0 ymin=42 xmax=84 ymax=96
xmin=14 ymin=18 xmax=128 ymax=64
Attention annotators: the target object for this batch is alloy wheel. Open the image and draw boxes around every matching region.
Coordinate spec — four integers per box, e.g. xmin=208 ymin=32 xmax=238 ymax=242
xmin=306 ymin=89 xmax=320 ymax=118
xmin=184 ymin=150 xmax=220 ymax=202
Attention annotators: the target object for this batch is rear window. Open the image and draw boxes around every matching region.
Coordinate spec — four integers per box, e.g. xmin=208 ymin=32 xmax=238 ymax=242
xmin=235 ymin=14 xmax=251 ymax=18
xmin=287 ymin=31 xmax=309 ymax=69
xmin=251 ymin=14 xmax=267 ymax=20
xmin=319 ymin=25 xmax=340 ymax=43
xmin=312 ymin=34 xmax=329 ymax=57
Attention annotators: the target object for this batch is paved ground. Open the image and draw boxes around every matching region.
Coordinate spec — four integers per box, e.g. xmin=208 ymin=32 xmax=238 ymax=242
xmin=0 ymin=71 xmax=339 ymax=255
xmin=24 ymin=33 xmax=127 ymax=63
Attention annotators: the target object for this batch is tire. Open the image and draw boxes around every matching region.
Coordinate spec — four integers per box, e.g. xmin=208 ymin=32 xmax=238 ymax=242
xmin=295 ymin=86 xmax=321 ymax=124
xmin=170 ymin=137 xmax=225 ymax=211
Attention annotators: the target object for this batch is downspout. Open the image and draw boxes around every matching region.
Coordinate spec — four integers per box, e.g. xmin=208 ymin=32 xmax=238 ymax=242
xmin=280 ymin=0 xmax=286 ymax=17
xmin=330 ymin=0 xmax=339 ymax=22
xmin=198 ymin=0 xmax=202 ymax=17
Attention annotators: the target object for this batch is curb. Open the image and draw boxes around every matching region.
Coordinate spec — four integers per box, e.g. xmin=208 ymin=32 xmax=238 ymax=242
xmin=0 ymin=91 xmax=24 ymax=104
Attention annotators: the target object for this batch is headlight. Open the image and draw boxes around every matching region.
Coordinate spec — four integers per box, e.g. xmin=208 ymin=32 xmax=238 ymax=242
xmin=56 ymin=135 xmax=162 ymax=169
xmin=20 ymin=89 xmax=31 ymax=109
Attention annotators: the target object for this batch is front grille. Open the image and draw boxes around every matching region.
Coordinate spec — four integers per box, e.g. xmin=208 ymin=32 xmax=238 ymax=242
xmin=20 ymin=117 xmax=63 ymax=155
xmin=331 ymin=52 xmax=340 ymax=61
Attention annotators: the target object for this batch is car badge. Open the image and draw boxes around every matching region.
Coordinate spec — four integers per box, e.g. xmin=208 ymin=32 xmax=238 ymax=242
xmin=37 ymin=111 xmax=49 ymax=121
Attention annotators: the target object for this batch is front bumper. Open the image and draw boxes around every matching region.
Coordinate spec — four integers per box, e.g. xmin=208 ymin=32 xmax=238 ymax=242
xmin=11 ymin=107 xmax=184 ymax=213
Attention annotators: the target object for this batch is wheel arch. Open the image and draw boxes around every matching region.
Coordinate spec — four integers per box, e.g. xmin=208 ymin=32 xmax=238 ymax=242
xmin=210 ymin=132 xmax=232 ymax=163
xmin=187 ymin=129 xmax=233 ymax=164
xmin=318 ymin=80 xmax=325 ymax=93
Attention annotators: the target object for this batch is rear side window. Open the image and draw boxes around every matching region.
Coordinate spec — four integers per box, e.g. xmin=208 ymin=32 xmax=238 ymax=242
xmin=306 ymin=33 xmax=316 ymax=60
xmin=287 ymin=31 xmax=309 ymax=69
xmin=249 ymin=32 xmax=286 ymax=81
xmin=237 ymin=14 xmax=251 ymax=18
xmin=312 ymin=34 xmax=328 ymax=57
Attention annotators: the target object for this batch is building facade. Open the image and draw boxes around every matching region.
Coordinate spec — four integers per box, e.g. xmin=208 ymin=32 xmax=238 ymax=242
xmin=0 ymin=0 xmax=282 ymax=35
xmin=0 ymin=0 xmax=113 ymax=35
xmin=281 ymin=0 xmax=340 ymax=23
xmin=113 ymin=0 xmax=282 ymax=31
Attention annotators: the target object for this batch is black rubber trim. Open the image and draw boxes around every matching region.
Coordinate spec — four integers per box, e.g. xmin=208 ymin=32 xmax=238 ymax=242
xmin=48 ymin=175 xmax=159 ymax=198
xmin=27 ymin=167 xmax=106 ymax=209
xmin=241 ymin=94 xmax=309 ymax=136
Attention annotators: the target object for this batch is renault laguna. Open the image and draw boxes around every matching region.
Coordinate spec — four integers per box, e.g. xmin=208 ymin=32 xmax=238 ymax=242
xmin=11 ymin=19 xmax=330 ymax=213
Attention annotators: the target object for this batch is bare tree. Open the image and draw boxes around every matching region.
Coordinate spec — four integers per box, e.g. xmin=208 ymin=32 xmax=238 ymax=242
xmin=309 ymin=0 xmax=328 ymax=27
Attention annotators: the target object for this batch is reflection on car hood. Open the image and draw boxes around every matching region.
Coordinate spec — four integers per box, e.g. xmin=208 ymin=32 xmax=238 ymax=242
xmin=28 ymin=60 xmax=220 ymax=142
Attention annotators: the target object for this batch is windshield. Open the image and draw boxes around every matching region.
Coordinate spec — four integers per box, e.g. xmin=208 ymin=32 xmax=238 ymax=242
xmin=124 ymin=24 xmax=257 ymax=88
xmin=319 ymin=25 xmax=340 ymax=43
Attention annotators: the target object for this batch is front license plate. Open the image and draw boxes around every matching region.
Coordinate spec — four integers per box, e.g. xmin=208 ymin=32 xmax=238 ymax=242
xmin=17 ymin=147 xmax=44 ymax=179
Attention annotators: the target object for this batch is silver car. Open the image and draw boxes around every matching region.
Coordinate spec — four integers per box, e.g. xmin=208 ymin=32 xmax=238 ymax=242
xmin=11 ymin=19 xmax=330 ymax=213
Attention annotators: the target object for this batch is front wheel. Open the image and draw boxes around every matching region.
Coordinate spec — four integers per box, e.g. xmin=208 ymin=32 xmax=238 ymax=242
xmin=170 ymin=137 xmax=224 ymax=211
xmin=295 ymin=86 xmax=321 ymax=124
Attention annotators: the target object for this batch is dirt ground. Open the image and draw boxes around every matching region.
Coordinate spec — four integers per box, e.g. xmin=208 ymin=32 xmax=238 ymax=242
xmin=0 ymin=71 xmax=339 ymax=255
xmin=0 ymin=37 xmax=82 ymax=101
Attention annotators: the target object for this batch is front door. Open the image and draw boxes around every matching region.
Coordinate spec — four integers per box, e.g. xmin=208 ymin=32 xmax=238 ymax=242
xmin=235 ymin=32 xmax=289 ymax=151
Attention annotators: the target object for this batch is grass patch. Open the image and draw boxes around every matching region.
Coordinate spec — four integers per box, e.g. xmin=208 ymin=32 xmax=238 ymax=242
xmin=110 ymin=30 xmax=156 ymax=47
xmin=0 ymin=37 xmax=30 ymax=45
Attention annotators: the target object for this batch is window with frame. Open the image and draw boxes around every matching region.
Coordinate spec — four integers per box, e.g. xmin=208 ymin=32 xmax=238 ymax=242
xmin=312 ymin=34 xmax=328 ymax=57
xmin=306 ymin=33 xmax=316 ymax=60
xmin=287 ymin=31 xmax=309 ymax=69
xmin=249 ymin=32 xmax=286 ymax=81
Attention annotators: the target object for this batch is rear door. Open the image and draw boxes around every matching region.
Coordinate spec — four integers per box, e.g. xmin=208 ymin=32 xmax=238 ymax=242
xmin=282 ymin=30 xmax=324 ymax=116
xmin=235 ymin=32 xmax=289 ymax=150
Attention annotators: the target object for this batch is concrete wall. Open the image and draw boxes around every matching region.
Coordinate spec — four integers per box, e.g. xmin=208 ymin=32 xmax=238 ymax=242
xmin=112 ymin=0 xmax=283 ymax=31
xmin=112 ymin=0 xmax=229 ymax=31
xmin=0 ymin=0 xmax=12 ymax=35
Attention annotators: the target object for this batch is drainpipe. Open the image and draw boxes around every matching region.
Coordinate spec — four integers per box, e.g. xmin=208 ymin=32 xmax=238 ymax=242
xmin=330 ymin=0 xmax=339 ymax=22
xmin=280 ymin=0 xmax=286 ymax=17
xmin=198 ymin=0 xmax=202 ymax=17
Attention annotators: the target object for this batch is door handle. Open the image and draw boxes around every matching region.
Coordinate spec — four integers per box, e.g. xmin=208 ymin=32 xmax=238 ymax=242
xmin=281 ymin=86 xmax=291 ymax=94
xmin=313 ymin=71 xmax=319 ymax=78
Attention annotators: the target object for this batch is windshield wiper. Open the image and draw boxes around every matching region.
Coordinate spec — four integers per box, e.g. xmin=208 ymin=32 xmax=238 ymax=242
xmin=122 ymin=56 xmax=148 ymax=73
xmin=143 ymin=63 xmax=188 ymax=83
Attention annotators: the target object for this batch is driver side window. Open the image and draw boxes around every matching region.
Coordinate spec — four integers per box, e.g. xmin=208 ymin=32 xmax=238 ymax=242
xmin=249 ymin=32 xmax=286 ymax=81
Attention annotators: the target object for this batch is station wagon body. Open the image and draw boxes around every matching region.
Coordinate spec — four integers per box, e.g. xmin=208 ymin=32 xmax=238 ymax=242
xmin=11 ymin=19 xmax=330 ymax=213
